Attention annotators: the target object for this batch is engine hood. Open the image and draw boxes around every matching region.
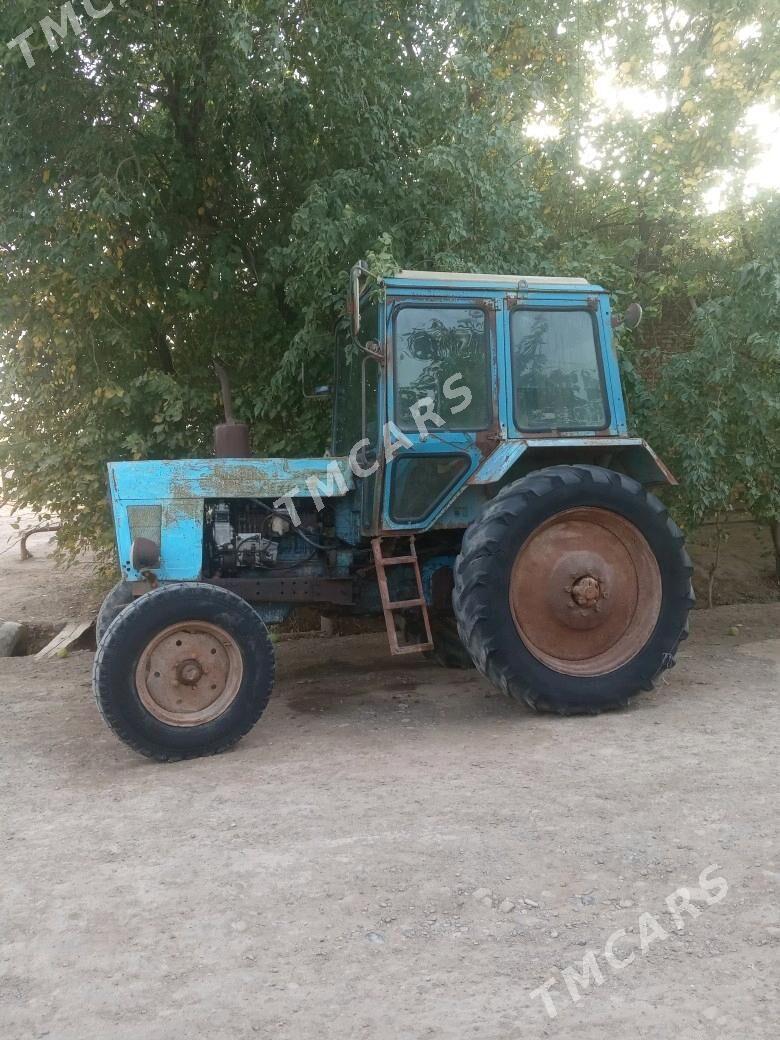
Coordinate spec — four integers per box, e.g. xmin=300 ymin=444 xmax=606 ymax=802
xmin=108 ymin=457 xmax=355 ymax=502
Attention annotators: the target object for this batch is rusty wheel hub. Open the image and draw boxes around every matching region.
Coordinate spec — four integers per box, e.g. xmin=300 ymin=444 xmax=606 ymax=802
xmin=509 ymin=507 xmax=662 ymax=677
xmin=570 ymin=575 xmax=602 ymax=608
xmin=177 ymin=658 xmax=204 ymax=686
xmin=135 ymin=621 xmax=243 ymax=727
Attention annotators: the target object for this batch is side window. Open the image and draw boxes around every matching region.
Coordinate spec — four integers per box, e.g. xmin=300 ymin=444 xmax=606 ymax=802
xmin=363 ymin=356 xmax=380 ymax=449
xmin=510 ymin=309 xmax=608 ymax=430
xmin=393 ymin=306 xmax=491 ymax=431
xmin=389 ymin=454 xmax=470 ymax=523
xmin=332 ymin=334 xmax=362 ymax=455
xmin=333 ymin=301 xmax=378 ymax=454
xmin=360 ymin=355 xmax=382 ymax=530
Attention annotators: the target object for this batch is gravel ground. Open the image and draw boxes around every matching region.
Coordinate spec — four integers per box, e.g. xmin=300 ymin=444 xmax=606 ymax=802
xmin=1 ymin=601 xmax=778 ymax=1040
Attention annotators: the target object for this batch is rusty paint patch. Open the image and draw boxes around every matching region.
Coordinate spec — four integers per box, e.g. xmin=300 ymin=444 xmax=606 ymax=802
xmin=165 ymin=458 xmax=355 ymax=501
xmin=163 ymin=498 xmax=202 ymax=523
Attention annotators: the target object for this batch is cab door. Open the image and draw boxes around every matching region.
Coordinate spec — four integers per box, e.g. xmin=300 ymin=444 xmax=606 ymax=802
xmin=382 ymin=295 xmax=500 ymax=531
xmin=333 ymin=297 xmax=387 ymax=537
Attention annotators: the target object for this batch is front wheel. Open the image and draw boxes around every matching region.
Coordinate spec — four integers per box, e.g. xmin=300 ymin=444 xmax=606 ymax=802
xmin=453 ymin=465 xmax=694 ymax=714
xmin=95 ymin=580 xmax=134 ymax=644
xmin=93 ymin=582 xmax=275 ymax=760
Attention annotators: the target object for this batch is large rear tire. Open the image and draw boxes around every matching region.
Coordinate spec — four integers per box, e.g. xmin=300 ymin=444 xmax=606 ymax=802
xmin=400 ymin=612 xmax=474 ymax=669
xmin=453 ymin=465 xmax=694 ymax=714
xmin=94 ymin=582 xmax=275 ymax=760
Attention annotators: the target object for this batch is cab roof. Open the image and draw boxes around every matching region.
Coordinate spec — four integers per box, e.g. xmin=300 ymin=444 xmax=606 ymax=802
xmin=382 ymin=270 xmax=604 ymax=293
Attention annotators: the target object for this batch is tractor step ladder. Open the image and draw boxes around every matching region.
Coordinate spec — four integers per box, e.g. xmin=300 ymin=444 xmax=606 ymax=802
xmin=371 ymin=536 xmax=434 ymax=655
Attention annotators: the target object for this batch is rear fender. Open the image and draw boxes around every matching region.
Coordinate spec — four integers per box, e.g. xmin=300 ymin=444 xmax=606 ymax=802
xmin=467 ymin=438 xmax=677 ymax=488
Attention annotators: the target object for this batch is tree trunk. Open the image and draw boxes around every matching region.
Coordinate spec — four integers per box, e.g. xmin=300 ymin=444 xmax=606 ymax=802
xmin=707 ymin=519 xmax=724 ymax=609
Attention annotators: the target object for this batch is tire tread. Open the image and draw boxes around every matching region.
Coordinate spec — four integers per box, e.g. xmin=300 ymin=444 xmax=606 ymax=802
xmin=93 ymin=582 xmax=275 ymax=761
xmin=453 ymin=465 xmax=694 ymax=715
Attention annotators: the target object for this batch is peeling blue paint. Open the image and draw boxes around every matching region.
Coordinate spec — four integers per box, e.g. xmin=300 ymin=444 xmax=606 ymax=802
xmin=110 ymin=457 xmax=354 ymax=502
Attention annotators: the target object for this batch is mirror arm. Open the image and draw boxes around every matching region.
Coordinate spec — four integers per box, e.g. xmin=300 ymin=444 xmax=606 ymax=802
xmin=348 ymin=260 xmax=386 ymax=359
xmin=349 ymin=260 xmax=369 ymax=337
xmin=360 ymin=338 xmax=384 ymax=360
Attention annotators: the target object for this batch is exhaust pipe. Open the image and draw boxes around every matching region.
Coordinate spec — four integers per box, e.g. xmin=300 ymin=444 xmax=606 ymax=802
xmin=213 ymin=357 xmax=251 ymax=458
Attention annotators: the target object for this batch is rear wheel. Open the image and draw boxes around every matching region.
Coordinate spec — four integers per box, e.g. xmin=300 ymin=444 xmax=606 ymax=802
xmin=400 ymin=612 xmax=474 ymax=669
xmin=453 ymin=465 xmax=694 ymax=714
xmin=93 ymin=582 xmax=275 ymax=760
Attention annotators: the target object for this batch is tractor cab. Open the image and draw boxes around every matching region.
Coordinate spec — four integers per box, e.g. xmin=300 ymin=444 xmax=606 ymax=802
xmin=334 ymin=267 xmax=668 ymax=537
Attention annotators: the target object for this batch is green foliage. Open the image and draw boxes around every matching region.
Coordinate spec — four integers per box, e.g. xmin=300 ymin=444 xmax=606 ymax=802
xmin=0 ymin=0 xmax=778 ymax=555
xmin=646 ymin=235 xmax=780 ymax=530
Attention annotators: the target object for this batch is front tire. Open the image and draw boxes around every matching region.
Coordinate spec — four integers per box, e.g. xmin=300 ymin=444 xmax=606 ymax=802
xmin=453 ymin=465 xmax=694 ymax=714
xmin=95 ymin=580 xmax=134 ymax=644
xmin=93 ymin=582 xmax=275 ymax=760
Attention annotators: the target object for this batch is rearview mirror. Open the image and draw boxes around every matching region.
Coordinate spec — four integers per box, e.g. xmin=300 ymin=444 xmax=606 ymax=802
xmin=611 ymin=302 xmax=643 ymax=330
xmin=623 ymin=302 xmax=643 ymax=329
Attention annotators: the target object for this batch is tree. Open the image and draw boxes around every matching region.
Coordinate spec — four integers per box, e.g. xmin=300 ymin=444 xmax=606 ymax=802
xmin=644 ymin=204 xmax=780 ymax=577
xmin=0 ymin=1 xmax=778 ymax=559
xmin=0 ymin=0 xmax=555 ymax=552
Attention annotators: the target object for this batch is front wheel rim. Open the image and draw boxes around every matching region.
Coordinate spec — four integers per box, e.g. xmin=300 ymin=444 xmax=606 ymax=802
xmin=509 ymin=507 xmax=662 ymax=677
xmin=135 ymin=621 xmax=244 ymax=726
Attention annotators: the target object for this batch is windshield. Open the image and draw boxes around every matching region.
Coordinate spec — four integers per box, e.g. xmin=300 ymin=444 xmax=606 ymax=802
xmin=510 ymin=308 xmax=608 ymax=430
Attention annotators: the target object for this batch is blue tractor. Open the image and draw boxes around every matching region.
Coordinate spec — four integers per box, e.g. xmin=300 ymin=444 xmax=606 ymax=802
xmin=94 ymin=266 xmax=693 ymax=760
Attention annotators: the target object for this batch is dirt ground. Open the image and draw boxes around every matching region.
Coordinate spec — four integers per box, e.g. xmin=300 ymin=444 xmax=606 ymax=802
xmin=1 ymin=508 xmax=779 ymax=1040
xmin=0 ymin=507 xmax=103 ymax=630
